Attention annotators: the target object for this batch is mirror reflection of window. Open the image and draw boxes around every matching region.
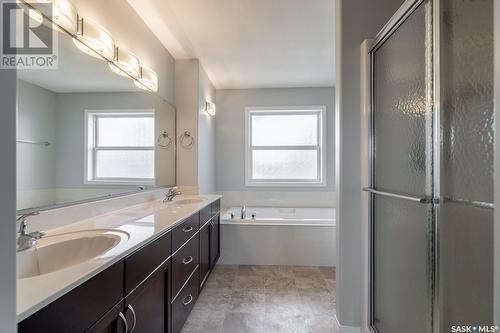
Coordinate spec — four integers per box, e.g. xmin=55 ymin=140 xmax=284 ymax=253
xmin=86 ymin=111 xmax=155 ymax=184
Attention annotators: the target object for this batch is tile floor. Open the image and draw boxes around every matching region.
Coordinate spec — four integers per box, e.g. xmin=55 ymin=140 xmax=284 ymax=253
xmin=181 ymin=265 xmax=337 ymax=333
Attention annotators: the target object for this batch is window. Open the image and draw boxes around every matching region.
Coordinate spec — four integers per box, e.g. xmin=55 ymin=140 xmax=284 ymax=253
xmin=85 ymin=110 xmax=155 ymax=184
xmin=245 ymin=106 xmax=326 ymax=187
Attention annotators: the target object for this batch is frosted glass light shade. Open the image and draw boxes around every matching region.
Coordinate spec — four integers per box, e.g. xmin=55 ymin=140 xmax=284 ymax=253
xmin=205 ymin=101 xmax=216 ymax=116
xmin=134 ymin=66 xmax=158 ymax=92
xmin=35 ymin=0 xmax=78 ymax=33
xmin=109 ymin=47 xmax=140 ymax=78
xmin=75 ymin=18 xmax=114 ymax=60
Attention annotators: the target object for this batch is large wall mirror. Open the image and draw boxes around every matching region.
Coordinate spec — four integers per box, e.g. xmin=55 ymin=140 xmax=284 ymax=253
xmin=17 ymin=12 xmax=175 ymax=212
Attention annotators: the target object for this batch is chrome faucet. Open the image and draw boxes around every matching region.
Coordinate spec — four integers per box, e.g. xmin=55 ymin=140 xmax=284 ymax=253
xmin=241 ymin=205 xmax=246 ymax=219
xmin=164 ymin=187 xmax=182 ymax=202
xmin=17 ymin=212 xmax=44 ymax=252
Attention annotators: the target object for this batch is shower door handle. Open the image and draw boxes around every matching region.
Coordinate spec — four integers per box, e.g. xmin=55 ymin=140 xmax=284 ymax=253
xmin=362 ymin=187 xmax=437 ymax=204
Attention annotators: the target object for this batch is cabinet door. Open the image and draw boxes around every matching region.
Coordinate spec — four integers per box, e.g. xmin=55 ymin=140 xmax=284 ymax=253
xmin=209 ymin=215 xmax=220 ymax=269
xmin=199 ymin=221 xmax=210 ymax=288
xmin=125 ymin=260 xmax=171 ymax=333
xmin=86 ymin=302 xmax=126 ymax=333
xmin=19 ymin=260 xmax=124 ymax=333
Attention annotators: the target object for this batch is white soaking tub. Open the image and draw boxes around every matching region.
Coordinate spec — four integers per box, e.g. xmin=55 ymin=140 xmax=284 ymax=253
xmin=219 ymin=207 xmax=336 ymax=266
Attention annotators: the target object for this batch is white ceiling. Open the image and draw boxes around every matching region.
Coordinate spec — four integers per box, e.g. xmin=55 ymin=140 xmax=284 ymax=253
xmin=128 ymin=0 xmax=335 ymax=89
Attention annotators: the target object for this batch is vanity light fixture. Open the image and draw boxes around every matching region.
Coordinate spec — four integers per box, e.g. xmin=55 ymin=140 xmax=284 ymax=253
xmin=109 ymin=47 xmax=141 ymax=78
xmin=134 ymin=66 xmax=159 ymax=92
xmin=204 ymin=101 xmax=216 ymax=116
xmin=74 ymin=18 xmax=115 ymax=60
xmin=34 ymin=0 xmax=78 ymax=33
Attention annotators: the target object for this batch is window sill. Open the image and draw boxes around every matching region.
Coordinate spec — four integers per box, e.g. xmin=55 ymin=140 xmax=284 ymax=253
xmin=245 ymin=181 xmax=327 ymax=188
xmin=85 ymin=179 xmax=155 ymax=186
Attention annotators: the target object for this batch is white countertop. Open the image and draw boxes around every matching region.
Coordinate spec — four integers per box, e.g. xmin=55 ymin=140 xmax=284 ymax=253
xmin=17 ymin=194 xmax=221 ymax=322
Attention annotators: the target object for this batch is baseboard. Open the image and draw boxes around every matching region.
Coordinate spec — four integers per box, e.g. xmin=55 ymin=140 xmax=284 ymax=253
xmin=334 ymin=315 xmax=361 ymax=333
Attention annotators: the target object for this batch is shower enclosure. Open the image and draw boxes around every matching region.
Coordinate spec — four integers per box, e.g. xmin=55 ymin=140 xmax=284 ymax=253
xmin=363 ymin=0 xmax=494 ymax=332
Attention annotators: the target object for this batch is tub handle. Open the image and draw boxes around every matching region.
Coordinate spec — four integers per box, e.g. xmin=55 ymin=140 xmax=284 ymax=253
xmin=182 ymin=226 xmax=193 ymax=233
xmin=182 ymin=256 xmax=193 ymax=265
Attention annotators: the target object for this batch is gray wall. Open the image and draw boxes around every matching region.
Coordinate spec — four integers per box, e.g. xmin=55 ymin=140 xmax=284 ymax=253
xmin=0 ymin=0 xmax=17 ymax=328
xmin=175 ymin=60 xmax=199 ymax=189
xmin=495 ymin=0 xmax=500 ymax=326
xmin=215 ymin=87 xmax=335 ymax=201
xmin=175 ymin=59 xmax=217 ymax=194
xmin=17 ymin=80 xmax=56 ymax=191
xmin=198 ymin=65 xmax=216 ymax=194
xmin=335 ymin=0 xmax=404 ymax=328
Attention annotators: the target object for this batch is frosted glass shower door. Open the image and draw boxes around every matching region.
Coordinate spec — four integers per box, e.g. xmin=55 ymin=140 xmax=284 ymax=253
xmin=366 ymin=0 xmax=495 ymax=332
xmin=367 ymin=1 xmax=434 ymax=332
xmin=439 ymin=0 xmax=494 ymax=330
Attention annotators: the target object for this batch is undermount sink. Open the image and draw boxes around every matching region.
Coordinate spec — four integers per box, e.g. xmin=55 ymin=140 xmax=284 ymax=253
xmin=17 ymin=229 xmax=129 ymax=279
xmin=171 ymin=198 xmax=204 ymax=205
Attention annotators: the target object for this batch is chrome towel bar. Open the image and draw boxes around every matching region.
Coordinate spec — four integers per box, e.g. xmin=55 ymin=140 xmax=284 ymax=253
xmin=17 ymin=139 xmax=51 ymax=146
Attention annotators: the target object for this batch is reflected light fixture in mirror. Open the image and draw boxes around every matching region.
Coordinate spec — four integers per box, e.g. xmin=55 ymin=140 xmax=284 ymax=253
xmin=134 ymin=66 xmax=158 ymax=92
xmin=74 ymin=18 xmax=114 ymax=60
xmin=109 ymin=47 xmax=141 ymax=78
xmin=34 ymin=0 xmax=78 ymax=33
xmin=204 ymin=101 xmax=216 ymax=116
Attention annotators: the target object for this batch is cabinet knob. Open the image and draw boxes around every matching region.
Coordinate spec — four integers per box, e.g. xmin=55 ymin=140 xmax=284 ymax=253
xmin=182 ymin=294 xmax=193 ymax=306
xmin=182 ymin=256 xmax=193 ymax=265
xmin=182 ymin=226 xmax=193 ymax=233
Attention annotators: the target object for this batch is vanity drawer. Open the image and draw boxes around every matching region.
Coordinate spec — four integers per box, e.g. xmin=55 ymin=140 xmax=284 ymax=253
xmin=19 ymin=260 xmax=124 ymax=333
xmin=171 ymin=267 xmax=199 ymax=333
xmin=125 ymin=231 xmax=172 ymax=295
xmin=200 ymin=205 xmax=212 ymax=226
xmin=172 ymin=233 xmax=199 ymax=298
xmin=172 ymin=213 xmax=199 ymax=252
xmin=211 ymin=199 xmax=221 ymax=215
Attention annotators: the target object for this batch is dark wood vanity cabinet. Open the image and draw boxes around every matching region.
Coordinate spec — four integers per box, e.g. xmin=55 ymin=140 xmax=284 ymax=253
xmin=124 ymin=260 xmax=171 ymax=333
xmin=199 ymin=220 xmax=211 ymax=288
xmin=18 ymin=261 xmax=124 ymax=333
xmin=86 ymin=260 xmax=171 ymax=333
xmin=19 ymin=199 xmax=221 ymax=333
xmin=199 ymin=203 xmax=220 ymax=289
xmin=209 ymin=215 xmax=220 ymax=269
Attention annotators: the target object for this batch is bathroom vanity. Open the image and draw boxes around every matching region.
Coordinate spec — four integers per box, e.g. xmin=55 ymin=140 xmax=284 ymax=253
xmin=17 ymin=197 xmax=221 ymax=333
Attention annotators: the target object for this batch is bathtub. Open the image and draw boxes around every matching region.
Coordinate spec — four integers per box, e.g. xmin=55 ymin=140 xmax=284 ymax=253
xmin=219 ymin=207 xmax=336 ymax=267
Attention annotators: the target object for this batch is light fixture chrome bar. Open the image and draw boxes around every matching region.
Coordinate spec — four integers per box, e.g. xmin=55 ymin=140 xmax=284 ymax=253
xmin=443 ymin=197 xmax=494 ymax=210
xmin=362 ymin=187 xmax=434 ymax=204
xmin=17 ymin=140 xmax=50 ymax=146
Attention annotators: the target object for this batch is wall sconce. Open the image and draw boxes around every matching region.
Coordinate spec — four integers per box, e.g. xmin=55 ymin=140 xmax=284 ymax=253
xmin=109 ymin=47 xmax=141 ymax=78
xmin=204 ymin=101 xmax=216 ymax=116
xmin=134 ymin=66 xmax=159 ymax=92
xmin=74 ymin=18 xmax=115 ymax=60
xmin=34 ymin=0 xmax=78 ymax=33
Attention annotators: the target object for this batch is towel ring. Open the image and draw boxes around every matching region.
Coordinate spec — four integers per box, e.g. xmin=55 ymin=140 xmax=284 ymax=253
xmin=157 ymin=131 xmax=172 ymax=148
xmin=180 ymin=131 xmax=194 ymax=149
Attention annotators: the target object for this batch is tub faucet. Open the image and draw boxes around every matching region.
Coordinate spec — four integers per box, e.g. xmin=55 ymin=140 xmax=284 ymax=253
xmin=17 ymin=212 xmax=44 ymax=252
xmin=241 ymin=205 xmax=246 ymax=219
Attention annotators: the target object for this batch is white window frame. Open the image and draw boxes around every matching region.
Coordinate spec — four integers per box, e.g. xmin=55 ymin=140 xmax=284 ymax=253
xmin=244 ymin=106 xmax=326 ymax=187
xmin=84 ymin=109 xmax=155 ymax=185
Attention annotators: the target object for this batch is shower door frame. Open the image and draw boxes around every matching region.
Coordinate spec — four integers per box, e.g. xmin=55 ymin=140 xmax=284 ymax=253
xmin=364 ymin=0 xmax=441 ymax=332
